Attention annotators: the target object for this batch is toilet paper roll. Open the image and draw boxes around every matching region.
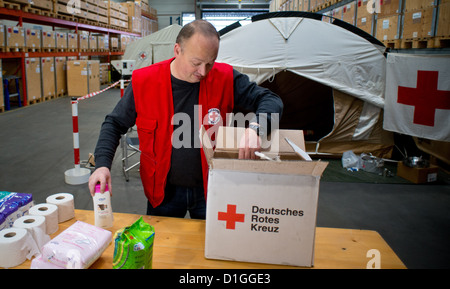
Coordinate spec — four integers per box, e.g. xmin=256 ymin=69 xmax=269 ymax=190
xmin=29 ymin=203 xmax=59 ymax=235
xmin=46 ymin=193 xmax=75 ymax=223
xmin=0 ymin=227 xmax=40 ymax=268
xmin=14 ymin=215 xmax=51 ymax=250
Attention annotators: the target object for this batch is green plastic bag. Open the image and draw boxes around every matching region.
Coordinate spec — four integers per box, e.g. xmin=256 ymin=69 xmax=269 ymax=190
xmin=113 ymin=217 xmax=155 ymax=269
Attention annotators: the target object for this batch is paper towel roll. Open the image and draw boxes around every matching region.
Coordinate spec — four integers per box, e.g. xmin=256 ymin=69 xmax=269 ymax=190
xmin=0 ymin=227 xmax=39 ymax=268
xmin=14 ymin=215 xmax=51 ymax=250
xmin=46 ymin=193 xmax=75 ymax=223
xmin=29 ymin=203 xmax=59 ymax=235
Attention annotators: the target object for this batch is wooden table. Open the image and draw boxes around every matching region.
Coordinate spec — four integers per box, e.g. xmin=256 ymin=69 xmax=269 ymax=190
xmin=14 ymin=209 xmax=406 ymax=269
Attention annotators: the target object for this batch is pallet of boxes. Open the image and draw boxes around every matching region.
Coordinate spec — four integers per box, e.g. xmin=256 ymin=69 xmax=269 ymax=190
xmin=5 ymin=26 xmax=25 ymax=52
xmin=401 ymin=0 xmax=437 ymax=49
xmin=5 ymin=0 xmax=54 ymax=16
xmin=435 ymin=0 xmax=450 ymax=48
xmin=108 ymin=0 xmax=128 ymax=31
xmin=124 ymin=0 xmax=142 ymax=34
xmin=375 ymin=0 xmax=403 ymax=49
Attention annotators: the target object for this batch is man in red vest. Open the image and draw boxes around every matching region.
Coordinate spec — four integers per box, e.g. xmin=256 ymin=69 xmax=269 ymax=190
xmin=88 ymin=20 xmax=283 ymax=219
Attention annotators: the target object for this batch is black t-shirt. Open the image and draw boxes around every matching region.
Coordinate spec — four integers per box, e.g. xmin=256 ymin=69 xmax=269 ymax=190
xmin=168 ymin=75 xmax=203 ymax=187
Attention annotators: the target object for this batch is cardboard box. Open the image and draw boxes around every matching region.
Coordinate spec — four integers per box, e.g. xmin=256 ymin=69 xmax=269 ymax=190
xmin=42 ymin=30 xmax=56 ymax=50
xmin=436 ymin=2 xmax=450 ymax=37
xmin=0 ymin=25 xmax=5 ymax=50
xmin=79 ymin=33 xmax=89 ymax=51
xmin=89 ymin=60 xmax=100 ymax=93
xmin=41 ymin=57 xmax=55 ymax=99
xmin=25 ymin=29 xmax=41 ymax=51
xmin=6 ymin=26 xmax=25 ymax=51
xmin=55 ymin=57 xmax=67 ymax=96
xmin=67 ymin=33 xmax=78 ymax=50
xmin=67 ymin=60 xmax=89 ymax=97
xmin=89 ymin=35 xmax=97 ymax=51
xmin=67 ymin=60 xmax=100 ymax=97
xmin=0 ymin=60 xmax=3 ymax=110
xmin=56 ymin=32 xmax=67 ymax=50
xmin=397 ymin=162 xmax=438 ymax=184
xmin=342 ymin=2 xmax=356 ymax=25
xmin=379 ymin=0 xmax=402 ymax=16
xmin=25 ymin=58 xmax=42 ymax=102
xmin=203 ymin=126 xmax=328 ymax=267
xmin=376 ymin=14 xmax=401 ymax=41
xmin=403 ymin=8 xmax=434 ymax=39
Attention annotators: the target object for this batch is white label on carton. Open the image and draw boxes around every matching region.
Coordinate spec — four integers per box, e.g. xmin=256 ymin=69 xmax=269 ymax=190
xmin=427 ymin=173 xmax=437 ymax=182
xmin=383 ymin=19 xmax=389 ymax=29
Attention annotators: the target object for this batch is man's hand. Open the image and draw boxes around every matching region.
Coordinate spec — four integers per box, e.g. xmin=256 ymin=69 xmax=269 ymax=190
xmin=238 ymin=127 xmax=261 ymax=159
xmin=88 ymin=167 xmax=112 ymax=197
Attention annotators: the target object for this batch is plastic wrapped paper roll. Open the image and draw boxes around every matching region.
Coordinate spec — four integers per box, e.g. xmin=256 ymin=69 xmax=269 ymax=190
xmin=46 ymin=193 xmax=75 ymax=223
xmin=0 ymin=227 xmax=40 ymax=268
xmin=29 ymin=203 xmax=59 ymax=235
xmin=14 ymin=215 xmax=51 ymax=250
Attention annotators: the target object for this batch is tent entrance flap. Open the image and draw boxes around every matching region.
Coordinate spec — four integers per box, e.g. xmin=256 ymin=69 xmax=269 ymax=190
xmin=259 ymin=70 xmax=334 ymax=142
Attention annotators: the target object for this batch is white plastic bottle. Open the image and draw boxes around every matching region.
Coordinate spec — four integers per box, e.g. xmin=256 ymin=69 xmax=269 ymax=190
xmin=93 ymin=184 xmax=113 ymax=228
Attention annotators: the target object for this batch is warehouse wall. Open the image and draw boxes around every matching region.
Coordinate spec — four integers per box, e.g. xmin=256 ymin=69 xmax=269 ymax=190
xmin=150 ymin=0 xmax=198 ymax=29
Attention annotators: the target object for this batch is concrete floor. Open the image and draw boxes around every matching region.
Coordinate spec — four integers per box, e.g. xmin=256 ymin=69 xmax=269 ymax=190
xmin=1 ymin=87 xmax=449 ymax=269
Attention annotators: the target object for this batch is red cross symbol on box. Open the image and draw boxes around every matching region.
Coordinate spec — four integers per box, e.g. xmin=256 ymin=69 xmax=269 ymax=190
xmin=397 ymin=70 xmax=450 ymax=127
xmin=218 ymin=204 xmax=245 ymax=230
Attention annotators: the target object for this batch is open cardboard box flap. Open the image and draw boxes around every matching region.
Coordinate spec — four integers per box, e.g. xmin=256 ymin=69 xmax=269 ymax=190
xmin=200 ymin=126 xmax=328 ymax=177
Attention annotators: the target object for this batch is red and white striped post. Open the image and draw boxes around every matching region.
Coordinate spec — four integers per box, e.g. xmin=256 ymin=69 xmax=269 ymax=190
xmin=120 ymin=78 xmax=124 ymax=98
xmin=71 ymin=97 xmax=80 ymax=169
xmin=64 ymin=97 xmax=91 ymax=185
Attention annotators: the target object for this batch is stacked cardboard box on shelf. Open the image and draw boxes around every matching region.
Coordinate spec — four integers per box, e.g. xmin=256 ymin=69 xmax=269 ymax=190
xmin=55 ymin=57 xmax=67 ymax=97
xmin=99 ymin=63 xmax=109 ymax=84
xmin=375 ymin=0 xmax=403 ymax=45
xmin=56 ymin=32 xmax=68 ymax=51
xmin=108 ymin=0 xmax=128 ymax=30
xmin=110 ymin=36 xmax=119 ymax=51
xmin=401 ymin=0 xmax=435 ymax=45
xmin=42 ymin=30 xmax=56 ymax=51
xmin=66 ymin=60 xmax=100 ymax=97
xmin=25 ymin=29 xmax=41 ymax=52
xmin=89 ymin=35 xmax=98 ymax=51
xmin=356 ymin=0 xmax=376 ymax=36
xmin=123 ymin=1 xmax=142 ymax=34
xmin=98 ymin=1 xmax=109 ymax=25
xmin=25 ymin=58 xmax=42 ymax=104
xmin=0 ymin=60 xmax=3 ymax=111
xmin=0 ymin=25 xmax=4 ymax=52
xmin=79 ymin=32 xmax=89 ymax=51
xmin=341 ymin=1 xmax=356 ymax=25
xmin=67 ymin=33 xmax=78 ymax=51
xmin=6 ymin=26 xmax=25 ymax=52
xmin=41 ymin=57 xmax=56 ymax=100
xmin=272 ymin=0 xmax=449 ymax=49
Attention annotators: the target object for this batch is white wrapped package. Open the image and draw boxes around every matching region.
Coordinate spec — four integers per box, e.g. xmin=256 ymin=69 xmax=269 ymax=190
xmin=32 ymin=221 xmax=112 ymax=269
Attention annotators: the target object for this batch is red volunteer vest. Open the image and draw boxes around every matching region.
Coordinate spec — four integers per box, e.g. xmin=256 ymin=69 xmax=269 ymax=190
xmin=132 ymin=58 xmax=234 ymax=207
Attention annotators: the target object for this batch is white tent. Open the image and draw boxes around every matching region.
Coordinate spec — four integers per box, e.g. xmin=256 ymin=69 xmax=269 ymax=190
xmin=123 ymin=24 xmax=182 ymax=70
xmin=217 ymin=13 xmax=394 ymax=157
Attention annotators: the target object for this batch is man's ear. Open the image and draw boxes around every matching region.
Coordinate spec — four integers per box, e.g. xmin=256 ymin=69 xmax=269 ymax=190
xmin=174 ymin=43 xmax=181 ymax=57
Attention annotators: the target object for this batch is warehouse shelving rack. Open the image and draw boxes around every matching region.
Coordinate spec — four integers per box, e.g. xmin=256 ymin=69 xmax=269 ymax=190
xmin=0 ymin=7 xmax=140 ymax=107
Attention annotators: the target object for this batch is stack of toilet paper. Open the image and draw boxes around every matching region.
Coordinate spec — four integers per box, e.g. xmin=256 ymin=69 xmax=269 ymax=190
xmin=0 ymin=192 xmax=76 ymax=268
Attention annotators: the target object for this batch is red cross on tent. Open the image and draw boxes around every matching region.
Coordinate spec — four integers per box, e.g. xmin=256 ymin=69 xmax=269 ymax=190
xmin=397 ymin=70 xmax=450 ymax=127
xmin=218 ymin=204 xmax=245 ymax=230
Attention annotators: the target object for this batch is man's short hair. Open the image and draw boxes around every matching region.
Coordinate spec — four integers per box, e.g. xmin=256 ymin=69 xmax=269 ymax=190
xmin=176 ymin=20 xmax=220 ymax=48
